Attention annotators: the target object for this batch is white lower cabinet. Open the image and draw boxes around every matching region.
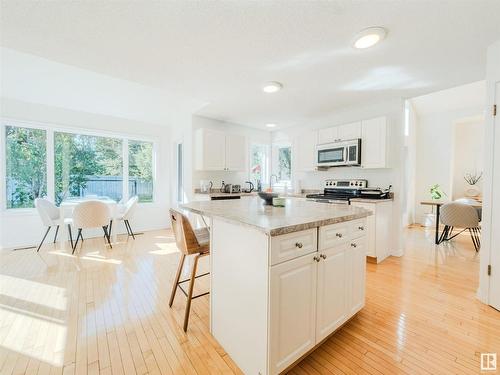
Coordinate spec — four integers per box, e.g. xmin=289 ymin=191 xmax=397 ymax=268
xmin=269 ymin=221 xmax=367 ymax=374
xmin=269 ymin=253 xmax=317 ymax=375
xmin=316 ymin=244 xmax=347 ymax=342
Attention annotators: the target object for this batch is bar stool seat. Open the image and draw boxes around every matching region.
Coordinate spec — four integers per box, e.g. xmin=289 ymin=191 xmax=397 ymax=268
xmin=168 ymin=208 xmax=210 ymax=332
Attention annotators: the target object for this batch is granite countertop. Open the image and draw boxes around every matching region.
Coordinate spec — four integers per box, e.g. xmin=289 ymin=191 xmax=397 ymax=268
xmin=181 ymin=197 xmax=372 ymax=236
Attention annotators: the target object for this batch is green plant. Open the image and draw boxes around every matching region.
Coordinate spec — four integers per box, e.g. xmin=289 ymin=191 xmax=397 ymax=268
xmin=430 ymin=184 xmax=446 ymax=200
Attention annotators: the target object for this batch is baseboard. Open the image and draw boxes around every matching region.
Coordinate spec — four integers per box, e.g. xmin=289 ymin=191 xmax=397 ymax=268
xmin=391 ymin=248 xmax=404 ymax=257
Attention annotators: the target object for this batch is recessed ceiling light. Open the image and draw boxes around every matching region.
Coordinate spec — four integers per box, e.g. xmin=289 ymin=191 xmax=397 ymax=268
xmin=266 ymin=123 xmax=277 ymax=128
xmin=262 ymin=81 xmax=283 ymax=93
xmin=353 ymin=27 xmax=387 ymax=49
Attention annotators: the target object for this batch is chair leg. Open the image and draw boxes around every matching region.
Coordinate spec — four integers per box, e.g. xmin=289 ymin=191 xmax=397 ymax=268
xmin=469 ymin=228 xmax=479 ymax=252
xmin=438 ymin=225 xmax=449 ymax=244
xmin=183 ymin=253 xmax=201 ymax=332
xmin=103 ymin=226 xmax=112 ymax=248
xmin=72 ymin=229 xmax=82 ymax=254
xmin=68 ymin=224 xmax=74 ymax=249
xmin=124 ymin=220 xmax=131 ymax=236
xmin=126 ymin=220 xmax=135 ymax=240
xmin=169 ymin=253 xmax=186 ymax=307
xmin=37 ymin=226 xmax=51 ymax=252
xmin=108 ymin=220 xmax=113 ymax=236
xmin=53 ymin=225 xmax=59 ymax=243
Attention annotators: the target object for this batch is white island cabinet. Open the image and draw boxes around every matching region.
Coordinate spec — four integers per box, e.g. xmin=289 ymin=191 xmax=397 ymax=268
xmin=182 ymin=198 xmax=371 ymax=375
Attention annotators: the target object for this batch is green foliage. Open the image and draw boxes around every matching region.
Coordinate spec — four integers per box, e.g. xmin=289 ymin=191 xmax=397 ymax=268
xmin=430 ymin=184 xmax=446 ymax=200
xmin=54 ymin=132 xmax=122 ymax=204
xmin=129 ymin=140 xmax=154 ymax=202
xmin=5 ymin=126 xmax=47 ymax=208
xmin=278 ymin=147 xmax=291 ymax=181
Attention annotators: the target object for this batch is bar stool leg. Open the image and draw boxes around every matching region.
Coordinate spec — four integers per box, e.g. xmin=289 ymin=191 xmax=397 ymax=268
xmin=183 ymin=253 xmax=201 ymax=332
xmin=169 ymin=253 xmax=186 ymax=307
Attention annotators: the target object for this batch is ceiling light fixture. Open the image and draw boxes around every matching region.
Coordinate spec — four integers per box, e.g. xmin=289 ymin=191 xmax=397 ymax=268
xmin=266 ymin=123 xmax=277 ymax=128
xmin=262 ymin=81 xmax=283 ymax=93
xmin=353 ymin=27 xmax=387 ymax=49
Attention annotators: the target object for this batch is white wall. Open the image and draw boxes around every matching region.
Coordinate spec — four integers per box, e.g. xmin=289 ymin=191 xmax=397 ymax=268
xmin=191 ymin=115 xmax=271 ymax=194
xmin=0 ymin=98 xmax=173 ymax=249
xmin=272 ymin=98 xmax=405 ymax=255
xmin=409 ymin=81 xmax=486 ymax=224
xmin=451 ymin=119 xmax=484 ymax=200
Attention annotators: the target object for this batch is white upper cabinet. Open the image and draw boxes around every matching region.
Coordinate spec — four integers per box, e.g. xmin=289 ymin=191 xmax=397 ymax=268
xmin=361 ymin=116 xmax=387 ymax=169
xmin=338 ymin=121 xmax=362 ymax=140
xmin=195 ymin=128 xmax=246 ymax=171
xmin=225 ymin=134 xmax=247 ymax=171
xmin=318 ymin=127 xmax=338 ymax=144
xmin=294 ymin=130 xmax=318 ymax=171
xmin=317 ymin=121 xmax=361 ymax=144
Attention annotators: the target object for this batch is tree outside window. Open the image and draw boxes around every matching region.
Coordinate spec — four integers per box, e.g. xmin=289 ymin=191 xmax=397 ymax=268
xmin=278 ymin=146 xmax=291 ymax=182
xmin=250 ymin=144 xmax=269 ymax=185
xmin=5 ymin=126 xmax=47 ymax=208
xmin=129 ymin=140 xmax=154 ymax=202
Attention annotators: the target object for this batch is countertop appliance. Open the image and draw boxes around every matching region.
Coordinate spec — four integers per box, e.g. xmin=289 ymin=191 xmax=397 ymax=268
xmin=306 ymin=179 xmax=391 ymax=204
xmin=231 ymin=184 xmax=241 ymax=193
xmin=316 ymin=139 xmax=361 ymax=167
xmin=243 ymin=181 xmax=254 ymax=193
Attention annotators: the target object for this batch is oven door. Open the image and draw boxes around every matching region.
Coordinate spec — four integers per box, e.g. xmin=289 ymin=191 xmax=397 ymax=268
xmin=316 ymin=144 xmax=346 ymax=166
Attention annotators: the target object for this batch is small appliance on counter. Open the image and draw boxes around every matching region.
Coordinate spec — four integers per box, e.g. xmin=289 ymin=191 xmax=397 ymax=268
xmin=231 ymin=184 xmax=241 ymax=193
xmin=306 ymin=179 xmax=392 ymax=204
xmin=242 ymin=181 xmax=254 ymax=193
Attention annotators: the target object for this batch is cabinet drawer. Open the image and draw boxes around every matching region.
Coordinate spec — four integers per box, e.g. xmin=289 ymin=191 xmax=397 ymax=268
xmin=350 ymin=219 xmax=367 ymax=239
xmin=270 ymin=229 xmax=318 ymax=266
xmin=318 ymin=223 xmax=349 ymax=250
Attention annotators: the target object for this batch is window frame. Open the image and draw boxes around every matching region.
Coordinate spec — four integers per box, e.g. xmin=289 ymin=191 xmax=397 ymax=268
xmin=271 ymin=142 xmax=292 ymax=186
xmin=1 ymin=118 xmax=157 ymax=213
xmin=249 ymin=143 xmax=270 ymax=186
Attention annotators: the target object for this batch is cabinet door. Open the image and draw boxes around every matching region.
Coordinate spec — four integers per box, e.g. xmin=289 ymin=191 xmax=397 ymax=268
xmin=347 ymin=237 xmax=366 ymax=316
xmin=318 ymin=126 xmax=338 ymax=144
xmin=195 ymin=128 xmax=226 ymax=170
xmin=316 ymin=245 xmax=347 ymax=341
xmin=225 ymin=134 xmax=247 ymax=171
xmin=350 ymin=203 xmax=376 ymax=257
xmin=361 ymin=116 xmax=387 ymax=168
xmin=270 ymin=253 xmax=317 ymax=374
xmin=294 ymin=131 xmax=318 ymax=171
xmin=337 ymin=121 xmax=362 ymax=140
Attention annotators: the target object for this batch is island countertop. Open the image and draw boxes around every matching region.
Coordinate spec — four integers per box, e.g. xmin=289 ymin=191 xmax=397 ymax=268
xmin=181 ymin=197 xmax=372 ymax=236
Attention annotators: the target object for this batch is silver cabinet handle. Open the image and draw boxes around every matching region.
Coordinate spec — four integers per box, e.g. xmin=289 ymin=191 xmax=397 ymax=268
xmin=351 ymin=243 xmax=357 ymax=248
xmin=358 ymin=226 xmax=364 ymax=231
xmin=320 ymin=254 xmax=327 ymax=260
xmin=336 ymin=233 xmax=343 ymax=238
xmin=295 ymin=242 xmax=303 ymax=249
xmin=313 ymin=256 xmax=321 ymax=262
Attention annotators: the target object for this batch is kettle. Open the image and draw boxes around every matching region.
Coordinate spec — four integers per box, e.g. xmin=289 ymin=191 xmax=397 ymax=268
xmin=243 ymin=181 xmax=254 ymax=193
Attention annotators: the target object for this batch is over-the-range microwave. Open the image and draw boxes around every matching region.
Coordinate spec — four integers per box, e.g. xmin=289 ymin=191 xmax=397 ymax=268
xmin=316 ymin=139 xmax=362 ymax=167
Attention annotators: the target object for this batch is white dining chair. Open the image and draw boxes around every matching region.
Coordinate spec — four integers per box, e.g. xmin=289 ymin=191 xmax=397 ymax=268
xmin=35 ymin=198 xmax=74 ymax=251
xmin=439 ymin=202 xmax=481 ymax=251
xmin=72 ymin=201 xmax=112 ymax=254
xmin=109 ymin=196 xmax=139 ymax=239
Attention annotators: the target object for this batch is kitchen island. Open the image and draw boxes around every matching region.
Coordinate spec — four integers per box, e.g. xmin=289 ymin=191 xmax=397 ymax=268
xmin=182 ymin=197 xmax=371 ymax=375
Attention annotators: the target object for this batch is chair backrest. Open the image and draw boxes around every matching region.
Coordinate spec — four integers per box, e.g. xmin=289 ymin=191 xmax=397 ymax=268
xmin=35 ymin=198 xmax=60 ymax=226
xmin=169 ymin=208 xmax=203 ymax=255
xmin=73 ymin=201 xmax=110 ymax=229
xmin=441 ymin=202 xmax=479 ymax=228
xmin=122 ymin=196 xmax=139 ymax=219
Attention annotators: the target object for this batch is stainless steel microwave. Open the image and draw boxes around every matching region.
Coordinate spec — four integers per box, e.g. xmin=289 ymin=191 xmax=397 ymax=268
xmin=316 ymin=139 xmax=362 ymax=167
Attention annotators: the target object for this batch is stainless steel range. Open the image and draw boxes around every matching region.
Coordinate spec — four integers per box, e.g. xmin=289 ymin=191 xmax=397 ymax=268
xmin=306 ymin=179 xmax=391 ymax=204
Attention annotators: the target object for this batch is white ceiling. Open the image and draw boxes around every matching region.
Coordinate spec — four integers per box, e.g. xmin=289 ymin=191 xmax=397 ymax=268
xmin=1 ymin=1 xmax=500 ymax=130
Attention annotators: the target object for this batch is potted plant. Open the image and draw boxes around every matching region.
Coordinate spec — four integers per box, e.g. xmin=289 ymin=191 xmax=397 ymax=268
xmin=464 ymin=171 xmax=482 ymax=198
xmin=429 ymin=184 xmax=446 ymax=200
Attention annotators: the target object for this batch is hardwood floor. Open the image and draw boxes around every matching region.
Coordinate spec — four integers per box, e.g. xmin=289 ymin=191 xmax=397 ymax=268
xmin=0 ymin=226 xmax=498 ymax=374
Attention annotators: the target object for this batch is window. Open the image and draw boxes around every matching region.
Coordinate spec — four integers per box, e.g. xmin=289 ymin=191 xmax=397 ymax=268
xmin=176 ymin=142 xmax=184 ymax=203
xmin=5 ymin=126 xmax=47 ymax=208
xmin=277 ymin=146 xmax=292 ymax=182
xmin=129 ymin=140 xmax=154 ymax=202
xmin=250 ymin=144 xmax=269 ymax=185
xmin=54 ymin=132 xmax=123 ymax=204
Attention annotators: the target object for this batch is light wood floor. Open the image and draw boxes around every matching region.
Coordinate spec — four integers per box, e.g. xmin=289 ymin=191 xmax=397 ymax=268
xmin=0 ymin=226 xmax=498 ymax=375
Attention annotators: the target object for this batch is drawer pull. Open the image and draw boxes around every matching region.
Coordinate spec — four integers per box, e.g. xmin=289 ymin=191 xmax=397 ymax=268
xmin=320 ymin=254 xmax=327 ymax=260
xmin=351 ymin=243 xmax=357 ymax=248
xmin=358 ymin=226 xmax=365 ymax=231
xmin=313 ymin=256 xmax=321 ymax=262
xmin=335 ymin=233 xmax=343 ymax=238
xmin=295 ymin=242 xmax=303 ymax=249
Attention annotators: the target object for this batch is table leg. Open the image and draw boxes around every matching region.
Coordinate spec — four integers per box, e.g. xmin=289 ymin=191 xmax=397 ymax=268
xmin=435 ymin=204 xmax=441 ymax=245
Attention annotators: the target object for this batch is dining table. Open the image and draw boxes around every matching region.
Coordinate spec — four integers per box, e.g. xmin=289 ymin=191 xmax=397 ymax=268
xmin=59 ymin=197 xmax=119 ymax=244
xmin=420 ymin=199 xmax=482 ymax=244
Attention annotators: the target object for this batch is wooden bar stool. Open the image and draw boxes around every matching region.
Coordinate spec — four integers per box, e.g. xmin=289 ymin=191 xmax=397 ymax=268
xmin=168 ymin=208 xmax=210 ymax=332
